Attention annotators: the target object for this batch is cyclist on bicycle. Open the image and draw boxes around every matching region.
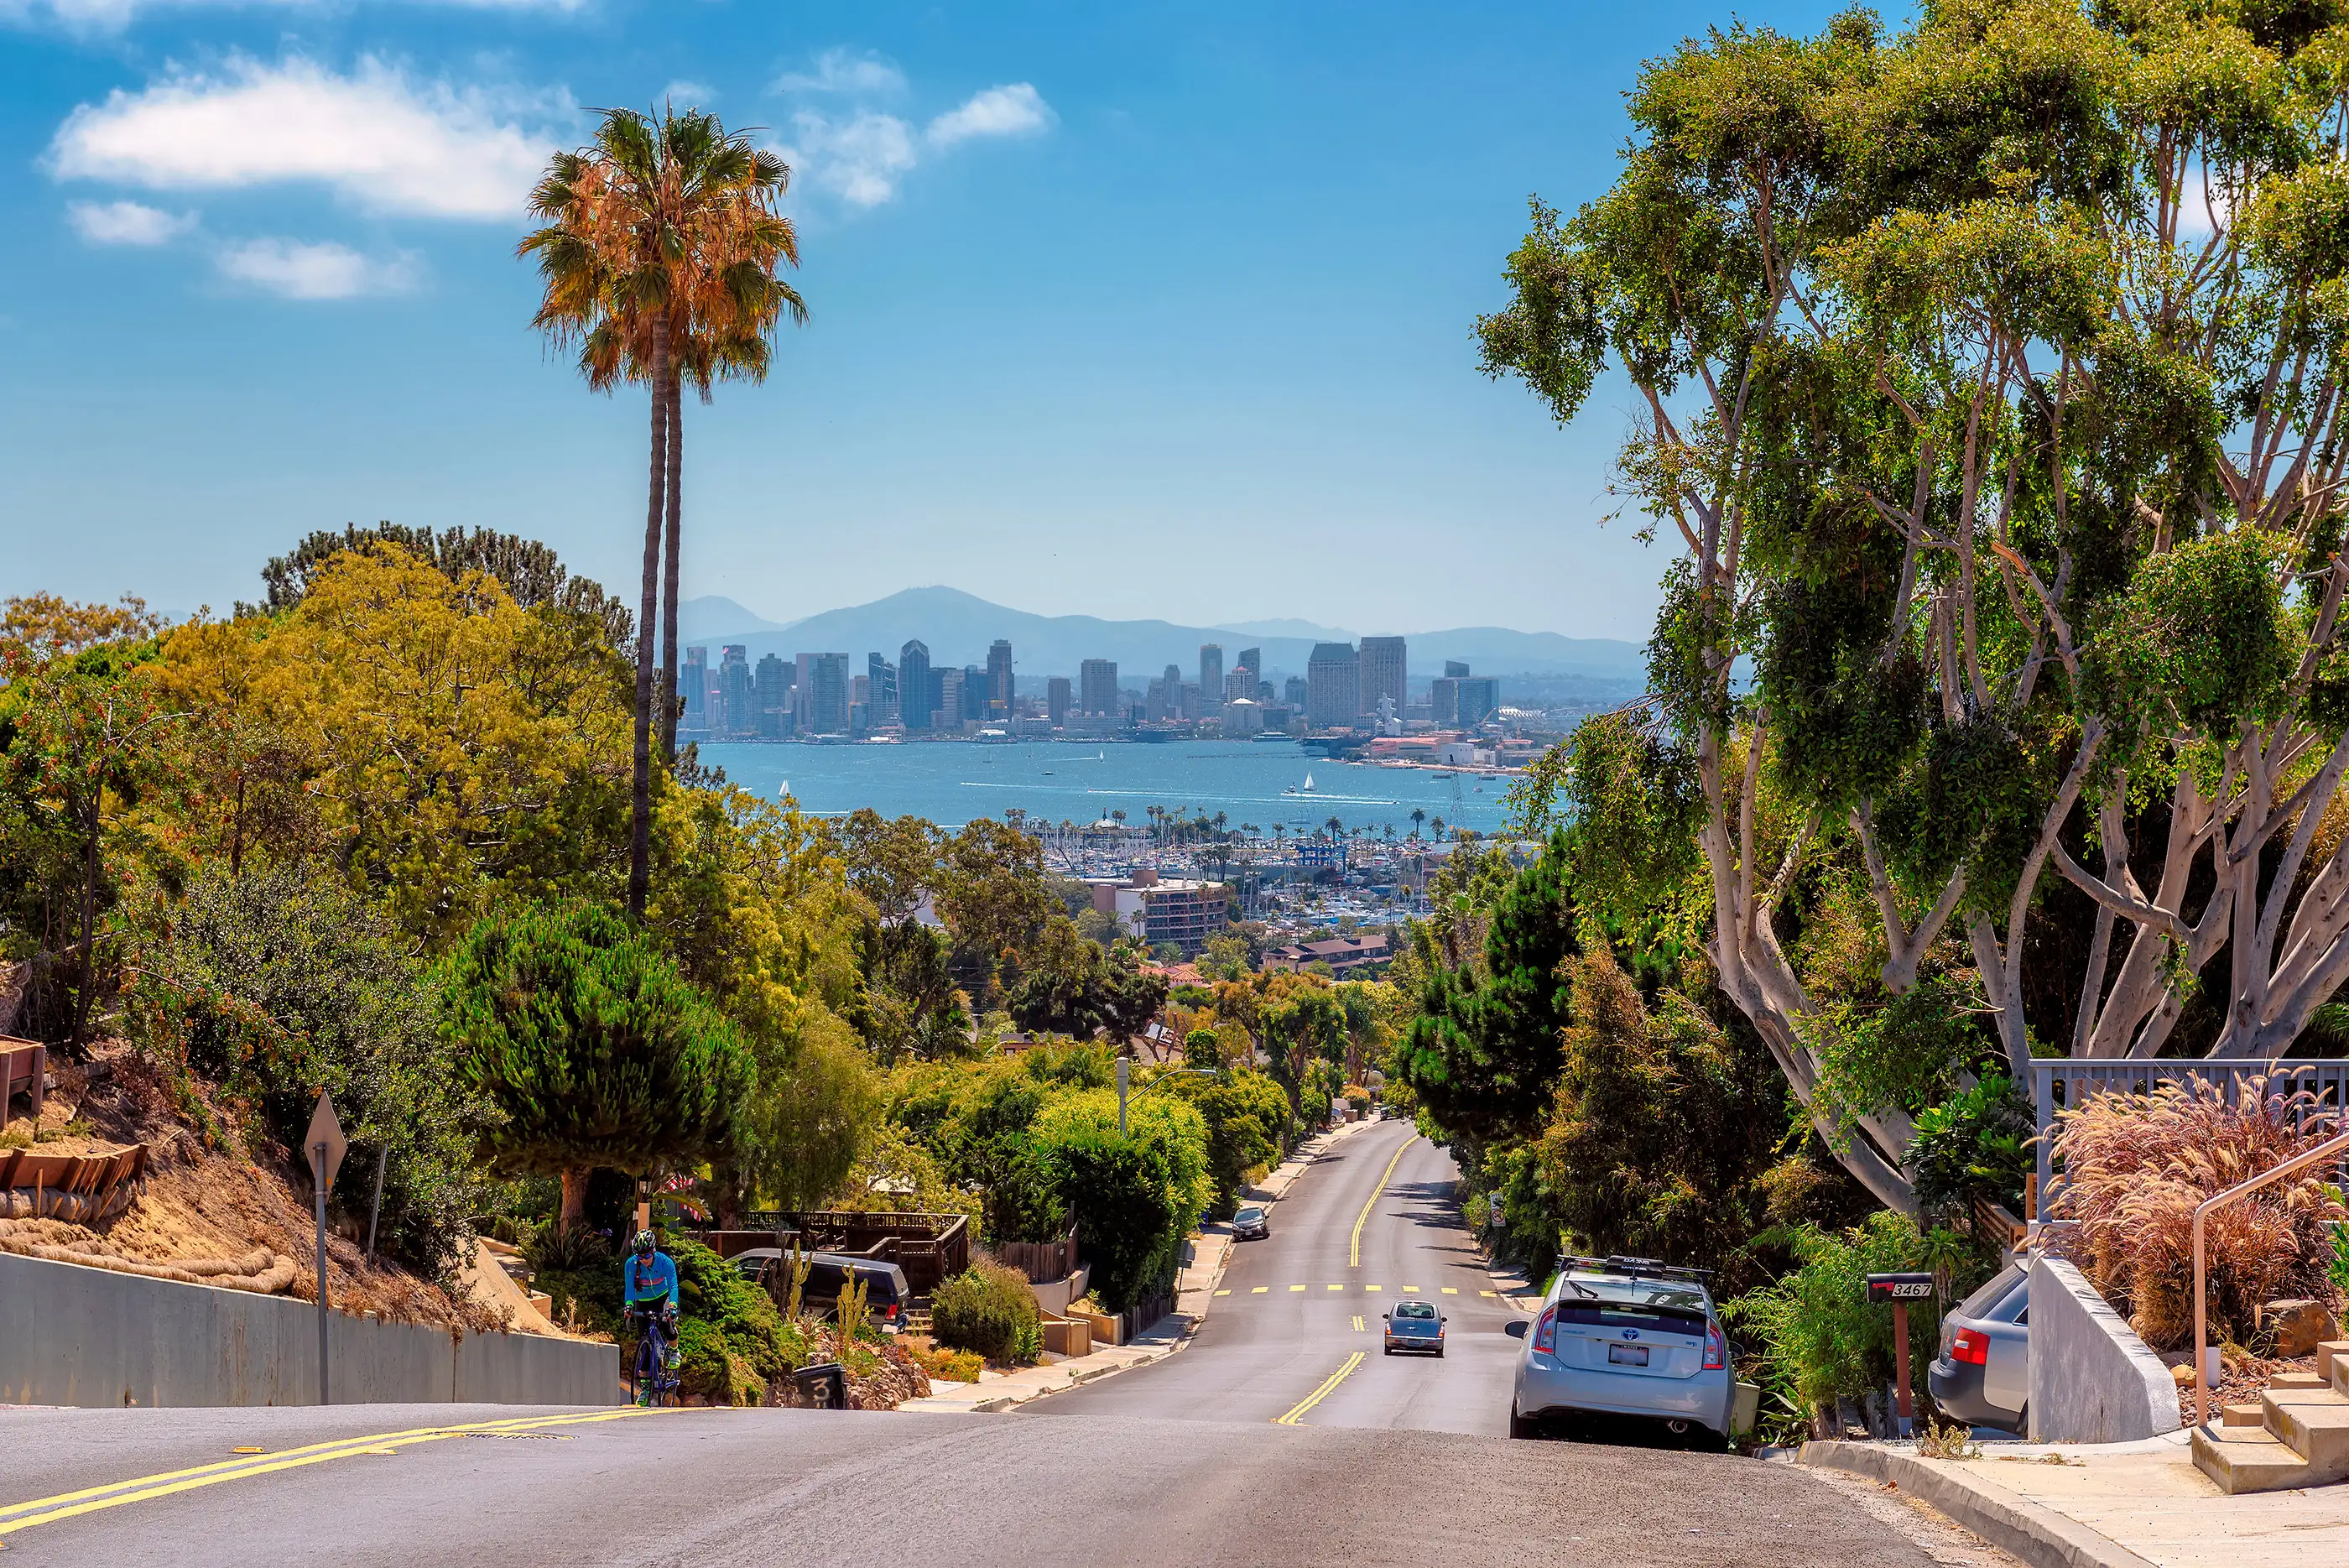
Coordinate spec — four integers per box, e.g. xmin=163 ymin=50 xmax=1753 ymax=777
xmin=622 ymin=1230 xmax=680 ymax=1400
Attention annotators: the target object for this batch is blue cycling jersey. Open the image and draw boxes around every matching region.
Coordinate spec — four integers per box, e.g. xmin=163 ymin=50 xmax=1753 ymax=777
xmin=622 ymin=1250 xmax=679 ymax=1312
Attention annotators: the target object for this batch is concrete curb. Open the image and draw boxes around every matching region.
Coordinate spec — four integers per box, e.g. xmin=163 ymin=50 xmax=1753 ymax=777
xmin=1796 ymin=1442 xmax=2159 ymax=1568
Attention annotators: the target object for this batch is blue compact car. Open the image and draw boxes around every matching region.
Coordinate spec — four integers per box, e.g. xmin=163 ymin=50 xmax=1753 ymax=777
xmin=1383 ymin=1298 xmax=1445 ymax=1356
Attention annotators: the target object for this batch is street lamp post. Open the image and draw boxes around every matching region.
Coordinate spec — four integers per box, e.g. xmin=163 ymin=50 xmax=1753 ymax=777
xmin=1116 ymin=1055 xmax=1218 ymax=1134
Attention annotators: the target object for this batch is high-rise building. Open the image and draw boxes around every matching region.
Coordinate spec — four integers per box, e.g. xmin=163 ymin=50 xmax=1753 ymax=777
xmin=867 ymin=653 xmax=898 ymax=725
xmin=1457 ymin=675 xmax=1500 ymax=727
xmin=1306 ymin=643 xmax=1360 ymax=729
xmin=810 ymin=654 xmax=850 ymax=733
xmin=938 ymin=666 xmax=965 ymax=727
xmin=1284 ymin=675 xmax=1308 ymax=708
xmin=1444 ymin=659 xmax=1470 ymax=680
xmin=987 ymin=640 xmax=1014 ymax=720
xmin=1430 ymin=675 xmax=1459 ymax=727
xmin=1199 ymin=644 xmax=1223 ymax=715
xmin=754 ymin=653 xmax=790 ymax=738
xmin=1236 ymin=647 xmax=1261 ymax=682
xmin=899 ymin=640 xmax=932 ymax=731
xmin=720 ymin=646 xmax=753 ymax=735
xmin=1080 ymin=659 xmax=1118 ymax=716
xmin=1225 ymin=667 xmax=1255 ymax=704
xmin=683 ymin=647 xmax=709 ymax=729
xmin=1047 ymin=675 xmax=1071 ymax=726
xmin=1358 ymin=636 xmax=1407 ymax=721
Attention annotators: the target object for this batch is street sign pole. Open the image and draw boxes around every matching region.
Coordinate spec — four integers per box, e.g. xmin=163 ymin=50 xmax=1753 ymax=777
xmin=313 ymin=1139 xmax=331 ymax=1406
xmin=304 ymin=1091 xmax=349 ymax=1408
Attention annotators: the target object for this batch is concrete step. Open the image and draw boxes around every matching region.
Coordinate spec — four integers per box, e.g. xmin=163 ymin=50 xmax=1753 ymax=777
xmin=2193 ymin=1423 xmax=2326 ymax=1495
xmin=2321 ymin=1341 xmax=2349 ymax=1395
xmin=2221 ymin=1403 xmax=2266 ymax=1426
xmin=2260 ymin=1387 xmax=2349 ymax=1479
xmin=2269 ymin=1370 xmax=2328 ymax=1390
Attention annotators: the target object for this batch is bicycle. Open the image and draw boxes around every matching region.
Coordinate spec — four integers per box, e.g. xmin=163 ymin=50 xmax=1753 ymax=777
xmin=627 ymin=1305 xmax=681 ymax=1407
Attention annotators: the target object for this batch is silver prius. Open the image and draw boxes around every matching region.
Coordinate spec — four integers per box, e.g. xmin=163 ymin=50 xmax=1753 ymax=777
xmin=1508 ymin=1257 xmax=1735 ymax=1447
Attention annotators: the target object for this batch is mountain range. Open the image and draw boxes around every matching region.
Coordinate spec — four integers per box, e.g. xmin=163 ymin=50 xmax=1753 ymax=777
xmin=674 ymin=586 xmax=1644 ymax=689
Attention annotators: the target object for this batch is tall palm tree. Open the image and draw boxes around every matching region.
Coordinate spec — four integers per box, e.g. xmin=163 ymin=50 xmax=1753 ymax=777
xmin=521 ymin=106 xmax=804 ymax=915
xmin=1409 ymin=807 xmax=1426 ymax=840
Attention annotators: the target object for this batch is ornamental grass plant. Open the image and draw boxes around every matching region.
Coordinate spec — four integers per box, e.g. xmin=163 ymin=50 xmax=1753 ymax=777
xmin=2047 ymin=1077 xmax=2344 ymax=1351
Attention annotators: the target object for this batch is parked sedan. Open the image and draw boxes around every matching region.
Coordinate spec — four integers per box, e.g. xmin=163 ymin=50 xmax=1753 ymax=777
xmin=1231 ymin=1205 xmax=1270 ymax=1241
xmin=1928 ymin=1263 xmax=2028 ymax=1435
xmin=1383 ymin=1299 xmax=1445 ymax=1356
xmin=1509 ymin=1258 xmax=1735 ymax=1447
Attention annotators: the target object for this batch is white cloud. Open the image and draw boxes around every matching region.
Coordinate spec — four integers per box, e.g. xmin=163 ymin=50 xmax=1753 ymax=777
xmin=925 ymin=83 xmax=1052 ymax=148
xmin=67 ymin=198 xmax=195 ymax=245
xmin=49 ymin=55 xmax=562 ymax=220
xmin=214 ymin=237 xmax=418 ymax=299
xmin=8 ymin=1 xmax=582 ymax=32
xmin=779 ymin=109 xmax=917 ymax=207
xmin=661 ymin=79 xmax=716 ymax=108
xmin=773 ymin=48 xmax=904 ymax=97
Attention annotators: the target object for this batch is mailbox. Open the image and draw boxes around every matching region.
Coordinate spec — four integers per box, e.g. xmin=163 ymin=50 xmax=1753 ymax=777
xmin=1864 ymin=1272 xmax=1935 ymax=1303
xmin=793 ymin=1361 xmax=848 ymax=1409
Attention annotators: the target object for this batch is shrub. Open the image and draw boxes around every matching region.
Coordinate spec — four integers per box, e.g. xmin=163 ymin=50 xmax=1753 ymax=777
xmin=931 ymin=1259 xmax=1041 ymax=1363
xmin=2048 ymin=1077 xmax=2346 ymax=1349
xmin=1907 ymin=1073 xmax=2031 ymax=1223
xmin=909 ymin=1341 xmax=984 ymax=1383
xmin=122 ymin=861 xmax=480 ymax=1276
xmin=1728 ymin=1212 xmax=1971 ymax=1433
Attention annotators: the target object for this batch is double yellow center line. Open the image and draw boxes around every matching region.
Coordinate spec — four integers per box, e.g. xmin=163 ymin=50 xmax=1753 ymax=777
xmin=1348 ymin=1134 xmax=1416 ymax=1267
xmin=1273 ymin=1352 xmax=1365 ymax=1425
xmin=0 ymin=1407 xmax=668 ymax=1539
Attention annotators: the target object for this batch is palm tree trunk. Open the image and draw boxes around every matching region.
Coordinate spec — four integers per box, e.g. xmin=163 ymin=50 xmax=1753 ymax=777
xmin=628 ymin=315 xmax=669 ymax=919
xmin=659 ymin=364 xmax=684 ymax=766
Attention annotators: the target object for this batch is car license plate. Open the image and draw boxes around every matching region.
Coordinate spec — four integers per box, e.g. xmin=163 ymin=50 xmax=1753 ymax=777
xmin=1607 ymin=1344 xmax=1649 ymax=1367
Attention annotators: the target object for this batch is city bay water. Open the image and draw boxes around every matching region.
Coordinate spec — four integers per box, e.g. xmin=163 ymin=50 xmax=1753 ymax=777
xmin=693 ymin=738 xmax=1520 ymax=836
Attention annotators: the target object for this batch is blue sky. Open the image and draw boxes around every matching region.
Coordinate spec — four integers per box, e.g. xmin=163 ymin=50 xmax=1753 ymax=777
xmin=0 ymin=0 xmax=1844 ymax=640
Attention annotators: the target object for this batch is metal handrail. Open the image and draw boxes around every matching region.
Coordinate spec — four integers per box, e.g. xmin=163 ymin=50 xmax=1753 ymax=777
xmin=2190 ymin=1127 xmax=2349 ymax=1429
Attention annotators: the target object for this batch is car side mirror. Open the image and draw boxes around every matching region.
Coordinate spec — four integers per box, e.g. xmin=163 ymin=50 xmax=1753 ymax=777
xmin=1503 ymin=1320 xmax=1529 ymax=1339
xmin=1440 ymin=1315 xmax=1447 ymax=1323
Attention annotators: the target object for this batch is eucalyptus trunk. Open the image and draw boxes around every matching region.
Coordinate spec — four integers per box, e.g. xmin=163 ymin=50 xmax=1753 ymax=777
xmin=628 ymin=315 xmax=670 ymax=919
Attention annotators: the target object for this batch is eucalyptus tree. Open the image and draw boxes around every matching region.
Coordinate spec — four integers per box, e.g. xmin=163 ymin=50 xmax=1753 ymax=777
xmin=519 ymin=106 xmax=804 ymax=915
xmin=1481 ymin=0 xmax=2349 ymax=1210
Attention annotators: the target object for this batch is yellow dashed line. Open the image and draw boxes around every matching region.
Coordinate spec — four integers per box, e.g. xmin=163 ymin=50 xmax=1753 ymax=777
xmin=1289 ymin=1284 xmax=1306 ymax=1293
xmin=1441 ymin=1287 xmax=1458 ymax=1295
xmin=1351 ymin=1314 xmax=1365 ymax=1331
xmin=1480 ymin=1290 xmax=1497 ymax=1298
xmin=1253 ymin=1286 xmax=1268 ymax=1295
xmin=1402 ymin=1285 xmax=1419 ymax=1292
xmin=1326 ymin=1284 xmax=1343 ymax=1291
xmin=1214 ymin=1289 xmax=1231 ymax=1296
xmin=1363 ymin=1284 xmax=1382 ymax=1292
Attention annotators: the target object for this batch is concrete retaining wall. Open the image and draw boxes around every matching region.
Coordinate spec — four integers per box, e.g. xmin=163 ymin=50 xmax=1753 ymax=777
xmin=2028 ymin=1255 xmax=2180 ymax=1443
xmin=0 ymin=1251 xmax=617 ymax=1408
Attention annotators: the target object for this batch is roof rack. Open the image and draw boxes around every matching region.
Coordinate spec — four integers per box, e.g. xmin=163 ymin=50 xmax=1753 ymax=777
xmin=1563 ymin=1254 xmax=1716 ymax=1282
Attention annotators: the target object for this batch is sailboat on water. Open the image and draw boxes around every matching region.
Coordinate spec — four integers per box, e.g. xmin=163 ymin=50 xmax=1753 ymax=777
xmin=1282 ymin=771 xmax=1316 ymax=796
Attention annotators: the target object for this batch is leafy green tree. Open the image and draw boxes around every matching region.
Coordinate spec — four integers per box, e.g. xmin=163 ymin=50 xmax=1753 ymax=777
xmin=440 ymin=899 xmax=751 ymax=1227
xmin=857 ymin=919 xmax=972 ymax=1065
xmin=1261 ymin=985 xmax=1347 ymax=1112
xmin=933 ymin=817 xmax=1058 ymax=1002
xmin=1031 ymin=1090 xmax=1211 ymax=1312
xmin=122 ymin=861 xmax=479 ymax=1275
xmin=1480 ymin=0 xmax=2349 ymax=1208
xmin=733 ymin=1019 xmax=878 ymax=1217
xmin=1162 ymin=1067 xmax=1292 ymax=1217
xmin=1396 ymin=831 xmax=1578 ymax=1148
xmin=1007 ymin=918 xmax=1168 ymax=1043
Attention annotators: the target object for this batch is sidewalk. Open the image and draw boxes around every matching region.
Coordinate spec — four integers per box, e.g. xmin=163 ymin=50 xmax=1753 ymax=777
xmin=1799 ymin=1431 xmax=2349 ymax=1568
xmin=898 ymin=1116 xmax=1384 ymax=1416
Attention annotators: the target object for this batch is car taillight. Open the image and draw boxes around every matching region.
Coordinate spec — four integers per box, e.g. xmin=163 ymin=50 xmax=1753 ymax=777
xmin=1951 ymin=1328 xmax=1988 ymax=1366
xmin=1703 ymin=1321 xmax=1726 ymax=1371
xmin=1531 ymin=1305 xmax=1557 ymax=1354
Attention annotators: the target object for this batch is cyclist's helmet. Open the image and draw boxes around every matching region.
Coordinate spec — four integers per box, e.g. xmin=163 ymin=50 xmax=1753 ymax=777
xmin=632 ymin=1229 xmax=657 ymax=1257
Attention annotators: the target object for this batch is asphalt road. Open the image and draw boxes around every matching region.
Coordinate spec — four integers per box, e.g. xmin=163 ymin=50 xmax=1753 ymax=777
xmin=0 ymin=1119 xmax=2004 ymax=1565
xmin=0 ymin=1402 xmax=1980 ymax=1568
xmin=1030 ymin=1116 xmax=1522 ymax=1432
